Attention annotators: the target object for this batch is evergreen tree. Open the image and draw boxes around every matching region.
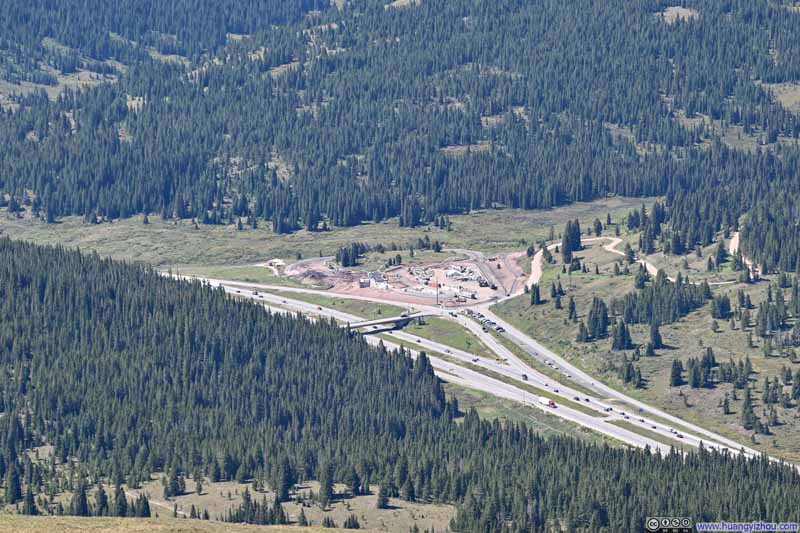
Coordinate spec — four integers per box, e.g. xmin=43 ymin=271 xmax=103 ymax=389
xmin=670 ymin=360 xmax=684 ymax=387
xmin=343 ymin=514 xmax=361 ymax=529
xmin=376 ymin=485 xmax=389 ymax=509
xmin=4 ymin=462 xmax=22 ymax=504
xmin=70 ymin=481 xmax=90 ymax=517
xmin=611 ymin=320 xmax=633 ymax=350
xmin=587 ymin=297 xmax=609 ymax=339
xmin=22 ymin=486 xmax=38 ymax=515
xmin=530 ymin=284 xmax=542 ymax=305
xmin=649 ymin=323 xmax=663 ymax=349
xmin=95 ymin=483 xmax=108 ymax=516
xmin=113 ymin=485 xmax=128 ymax=517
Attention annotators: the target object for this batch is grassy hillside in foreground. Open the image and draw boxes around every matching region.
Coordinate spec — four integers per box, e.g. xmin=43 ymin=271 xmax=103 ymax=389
xmin=0 ymin=516 xmax=348 ymax=533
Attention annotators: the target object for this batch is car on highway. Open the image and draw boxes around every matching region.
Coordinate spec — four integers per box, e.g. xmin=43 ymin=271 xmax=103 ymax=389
xmin=472 ymin=358 xmax=479 ymax=362
xmin=651 ymin=425 xmax=657 ymax=430
xmin=584 ymin=398 xmax=590 ymax=402
xmin=573 ymin=396 xmax=580 ymax=401
xmin=416 ymin=338 xmax=421 ymax=343
xmin=317 ymin=306 xmax=322 ymax=310
xmin=677 ymin=434 xmax=684 ymax=439
xmin=521 ymin=374 xmax=528 ymax=381
xmin=445 ymin=349 xmax=451 ymax=354
xmin=554 ymin=388 xmax=559 ymax=393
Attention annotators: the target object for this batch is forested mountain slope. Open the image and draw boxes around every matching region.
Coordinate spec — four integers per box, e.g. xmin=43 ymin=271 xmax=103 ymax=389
xmin=2 ymin=239 xmax=800 ymax=531
xmin=1 ymin=0 xmax=800 ymax=263
xmin=0 ymin=0 xmax=326 ymax=84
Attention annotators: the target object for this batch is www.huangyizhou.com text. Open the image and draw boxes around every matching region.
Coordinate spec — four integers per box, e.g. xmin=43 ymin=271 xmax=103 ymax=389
xmin=696 ymin=522 xmax=799 ymax=532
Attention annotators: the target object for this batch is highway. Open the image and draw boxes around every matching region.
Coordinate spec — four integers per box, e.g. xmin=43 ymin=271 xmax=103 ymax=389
xmin=172 ymin=231 xmax=784 ymax=464
xmin=164 ymin=226 xmax=800 ymax=471
xmin=349 ymin=311 xmax=432 ymax=329
xmin=214 ymin=282 xmax=677 ymax=453
xmin=190 ymin=276 xmax=761 ymax=458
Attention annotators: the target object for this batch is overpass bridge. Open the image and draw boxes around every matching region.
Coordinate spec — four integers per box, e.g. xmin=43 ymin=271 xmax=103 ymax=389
xmin=349 ymin=312 xmax=434 ymax=330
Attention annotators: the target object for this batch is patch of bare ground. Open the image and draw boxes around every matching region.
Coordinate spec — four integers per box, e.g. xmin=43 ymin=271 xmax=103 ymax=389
xmin=126 ymin=95 xmax=145 ymax=112
xmin=604 ymin=122 xmax=666 ymax=156
xmin=781 ymin=2 xmax=800 ymax=14
xmin=132 ymin=478 xmax=454 ymax=532
xmin=269 ymin=61 xmax=301 ymax=77
xmin=659 ymin=6 xmax=699 ymax=24
xmin=0 ymin=67 xmax=116 ymax=101
xmin=673 ymin=107 xmax=799 ymax=152
xmin=385 ymin=0 xmax=422 ymax=9
xmin=147 ymin=49 xmax=190 ymax=67
xmin=439 ymin=140 xmax=494 ymax=156
xmin=761 ymin=81 xmax=800 ymax=114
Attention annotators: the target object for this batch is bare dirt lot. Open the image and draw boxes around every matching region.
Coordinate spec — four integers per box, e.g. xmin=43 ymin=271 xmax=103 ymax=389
xmin=285 ymin=252 xmax=523 ymax=308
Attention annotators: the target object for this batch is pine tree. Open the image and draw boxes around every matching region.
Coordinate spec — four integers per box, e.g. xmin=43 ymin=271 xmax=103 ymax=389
xmin=530 ymin=284 xmax=542 ymax=305
xmin=377 ymin=484 xmax=389 ymax=509
xmin=649 ymin=323 xmax=663 ymax=349
xmin=343 ymin=514 xmax=361 ymax=529
xmin=70 ymin=481 xmax=90 ymax=516
xmin=22 ymin=486 xmax=38 ymax=515
xmin=319 ymin=463 xmax=334 ymax=509
xmin=114 ymin=485 xmax=128 ymax=517
xmin=645 ymin=342 xmax=655 ymax=357
xmin=670 ymin=360 xmax=684 ymax=386
xmin=587 ymin=297 xmax=609 ymax=339
xmin=741 ymin=388 xmax=756 ymax=431
xmin=576 ymin=321 xmax=589 ymax=343
xmin=95 ymin=482 xmax=108 ymax=516
xmin=611 ymin=320 xmax=632 ymax=350
xmin=4 ymin=462 xmax=21 ymax=504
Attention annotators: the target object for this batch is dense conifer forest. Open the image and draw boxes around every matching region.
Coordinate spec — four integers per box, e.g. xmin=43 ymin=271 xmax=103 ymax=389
xmin=2 ymin=239 xmax=800 ymax=530
xmin=1 ymin=0 xmax=800 ymax=263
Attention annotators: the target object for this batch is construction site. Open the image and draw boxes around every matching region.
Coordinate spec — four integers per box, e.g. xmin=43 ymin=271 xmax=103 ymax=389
xmin=278 ymin=250 xmax=528 ymax=307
